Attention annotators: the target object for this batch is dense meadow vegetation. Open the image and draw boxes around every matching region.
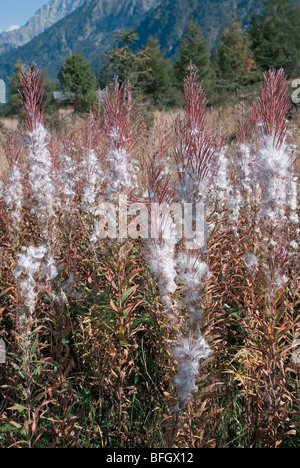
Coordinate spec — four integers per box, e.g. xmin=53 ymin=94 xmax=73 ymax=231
xmin=0 ymin=63 xmax=299 ymax=449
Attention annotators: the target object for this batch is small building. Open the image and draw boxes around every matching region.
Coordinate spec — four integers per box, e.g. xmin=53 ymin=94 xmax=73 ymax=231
xmin=53 ymin=91 xmax=69 ymax=102
xmin=53 ymin=89 xmax=107 ymax=108
xmin=0 ymin=80 xmax=6 ymax=104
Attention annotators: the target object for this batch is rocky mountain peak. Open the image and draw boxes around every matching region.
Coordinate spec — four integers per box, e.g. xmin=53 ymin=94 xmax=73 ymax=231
xmin=0 ymin=0 xmax=87 ymax=55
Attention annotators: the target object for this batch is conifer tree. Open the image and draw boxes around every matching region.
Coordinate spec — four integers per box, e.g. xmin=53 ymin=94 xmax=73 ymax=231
xmin=58 ymin=52 xmax=98 ymax=112
xmin=100 ymin=29 xmax=141 ymax=87
xmin=249 ymin=0 xmax=300 ymax=76
xmin=218 ymin=17 xmax=257 ymax=95
xmin=7 ymin=60 xmax=24 ymax=115
xmin=174 ymin=22 xmax=215 ymax=92
xmin=138 ymin=36 xmax=174 ymax=107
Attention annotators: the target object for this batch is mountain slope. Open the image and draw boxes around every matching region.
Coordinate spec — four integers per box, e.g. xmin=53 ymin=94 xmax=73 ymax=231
xmin=0 ymin=0 xmax=87 ymax=56
xmin=0 ymin=0 xmax=295 ymax=83
xmin=136 ymin=0 xmax=264 ymax=58
xmin=0 ymin=0 xmax=159 ymax=81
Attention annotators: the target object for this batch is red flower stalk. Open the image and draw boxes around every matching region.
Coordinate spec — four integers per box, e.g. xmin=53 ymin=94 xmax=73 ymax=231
xmin=5 ymin=135 xmax=21 ymax=169
xmin=145 ymin=115 xmax=174 ymax=205
xmin=102 ymin=78 xmax=141 ymax=198
xmin=258 ymin=69 xmax=290 ymax=149
xmin=183 ymin=63 xmax=207 ymax=132
xmin=103 ymin=78 xmax=139 ymax=155
xmin=175 ymin=65 xmax=222 ymax=204
xmin=19 ymin=67 xmax=46 ymax=132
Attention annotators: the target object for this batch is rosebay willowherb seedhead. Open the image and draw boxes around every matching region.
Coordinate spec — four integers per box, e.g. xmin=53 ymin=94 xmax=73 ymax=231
xmin=0 ymin=64 xmax=299 ymax=448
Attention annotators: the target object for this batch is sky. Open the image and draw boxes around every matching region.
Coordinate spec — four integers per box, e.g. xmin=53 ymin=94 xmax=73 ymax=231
xmin=0 ymin=0 xmax=47 ymax=32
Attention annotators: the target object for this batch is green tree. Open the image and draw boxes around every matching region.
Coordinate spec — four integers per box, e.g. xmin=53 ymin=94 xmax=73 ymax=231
xmin=100 ymin=29 xmax=142 ymax=87
xmin=174 ymin=22 xmax=215 ymax=92
xmin=6 ymin=60 xmax=24 ymax=115
xmin=41 ymin=70 xmax=59 ymax=114
xmin=249 ymin=0 xmax=300 ymax=76
xmin=291 ymin=2 xmax=300 ymax=75
xmin=58 ymin=52 xmax=98 ymax=112
xmin=217 ymin=17 xmax=258 ymax=95
xmin=138 ymin=36 xmax=174 ymax=108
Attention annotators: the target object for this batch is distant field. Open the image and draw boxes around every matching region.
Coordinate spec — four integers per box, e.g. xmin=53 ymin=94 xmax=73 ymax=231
xmin=0 ymin=118 xmax=18 ymax=175
xmin=0 ymin=129 xmax=8 ymax=175
xmin=1 ymin=105 xmax=300 ymax=176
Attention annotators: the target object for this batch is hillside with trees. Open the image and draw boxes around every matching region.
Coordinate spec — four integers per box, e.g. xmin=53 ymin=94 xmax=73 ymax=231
xmin=0 ymin=0 xmax=292 ymax=82
xmin=1 ymin=0 xmax=300 ymax=115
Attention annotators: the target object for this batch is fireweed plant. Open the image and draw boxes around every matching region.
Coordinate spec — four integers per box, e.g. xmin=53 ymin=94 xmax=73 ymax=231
xmin=0 ymin=65 xmax=299 ymax=448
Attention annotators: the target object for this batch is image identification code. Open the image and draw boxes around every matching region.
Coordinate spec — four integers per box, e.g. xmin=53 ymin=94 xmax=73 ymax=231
xmin=106 ymin=452 xmax=194 ymax=464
